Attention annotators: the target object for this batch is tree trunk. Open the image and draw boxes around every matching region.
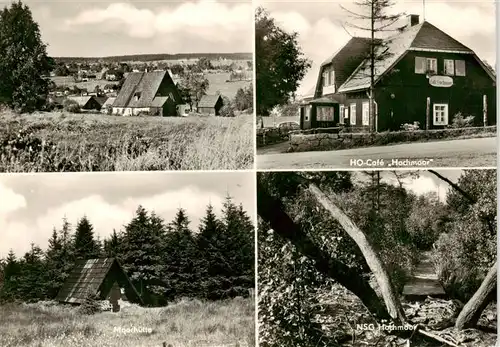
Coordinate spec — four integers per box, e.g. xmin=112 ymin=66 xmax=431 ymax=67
xmin=308 ymin=183 xmax=407 ymax=324
xmin=256 ymin=181 xmax=392 ymax=321
xmin=455 ymin=261 xmax=497 ymax=329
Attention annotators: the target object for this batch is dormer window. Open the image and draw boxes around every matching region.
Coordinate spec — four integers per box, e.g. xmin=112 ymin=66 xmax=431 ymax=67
xmin=133 ymin=92 xmax=141 ymax=101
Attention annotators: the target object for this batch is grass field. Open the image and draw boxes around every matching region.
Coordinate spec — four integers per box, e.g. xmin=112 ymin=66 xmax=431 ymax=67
xmin=205 ymin=73 xmax=251 ymax=99
xmin=0 ymin=297 xmax=255 ymax=347
xmin=0 ymin=111 xmax=253 ymax=172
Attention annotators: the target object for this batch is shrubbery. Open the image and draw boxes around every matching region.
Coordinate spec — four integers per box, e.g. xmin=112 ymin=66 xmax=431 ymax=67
xmin=450 ymin=113 xmax=475 ymax=128
xmin=62 ymin=99 xmax=80 ymax=113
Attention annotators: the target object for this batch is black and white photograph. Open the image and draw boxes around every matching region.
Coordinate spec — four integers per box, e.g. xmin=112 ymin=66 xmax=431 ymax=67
xmin=255 ymin=0 xmax=496 ymax=169
xmin=257 ymin=169 xmax=497 ymax=346
xmin=0 ymin=0 xmax=254 ymax=172
xmin=0 ymin=171 xmax=256 ymax=347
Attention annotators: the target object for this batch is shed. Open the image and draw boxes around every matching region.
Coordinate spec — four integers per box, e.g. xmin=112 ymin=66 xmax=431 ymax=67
xmin=67 ymin=96 xmax=102 ymax=111
xmin=197 ymin=94 xmax=223 ymax=115
xmin=56 ymin=258 xmax=143 ymax=305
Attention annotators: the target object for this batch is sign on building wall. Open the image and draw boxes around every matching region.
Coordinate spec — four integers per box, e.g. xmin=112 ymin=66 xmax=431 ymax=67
xmin=429 ymin=75 xmax=453 ymax=88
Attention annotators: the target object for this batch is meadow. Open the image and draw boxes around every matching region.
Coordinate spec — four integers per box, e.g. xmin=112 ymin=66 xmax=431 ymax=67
xmin=0 ymin=297 xmax=255 ymax=347
xmin=0 ymin=111 xmax=253 ymax=172
xmin=205 ymin=73 xmax=252 ymax=99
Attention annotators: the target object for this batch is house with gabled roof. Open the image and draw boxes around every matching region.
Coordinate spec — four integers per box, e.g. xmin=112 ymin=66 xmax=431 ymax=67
xmin=56 ymin=258 xmax=143 ymax=305
xmin=67 ymin=95 xmax=102 ymax=111
xmin=112 ymin=70 xmax=183 ymax=117
xmin=299 ymin=14 xmax=496 ymax=131
xmin=197 ymin=94 xmax=224 ymax=115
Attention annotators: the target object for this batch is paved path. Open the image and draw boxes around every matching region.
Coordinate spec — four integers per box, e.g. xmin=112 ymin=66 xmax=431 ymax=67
xmin=257 ymin=137 xmax=496 ymax=169
xmin=402 ymin=251 xmax=445 ymax=298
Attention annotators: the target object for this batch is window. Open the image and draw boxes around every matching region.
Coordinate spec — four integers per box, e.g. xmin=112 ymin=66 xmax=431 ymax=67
xmin=322 ymin=71 xmax=327 ymax=86
xmin=133 ymin=92 xmax=141 ymax=101
xmin=426 ymin=58 xmax=437 ymax=74
xmin=362 ymin=102 xmax=370 ymax=126
xmin=415 ymin=57 xmax=426 ymax=74
xmin=444 ymin=59 xmax=454 ymax=76
xmin=339 ymin=105 xmax=344 ymax=124
xmin=305 ymin=106 xmax=311 ymax=121
xmin=433 ymin=103 xmax=449 ymax=125
xmin=455 ymin=60 xmax=466 ymax=76
xmin=330 ymin=70 xmax=335 ymax=86
xmin=350 ymin=103 xmax=356 ymax=125
xmin=317 ymin=106 xmax=334 ymax=122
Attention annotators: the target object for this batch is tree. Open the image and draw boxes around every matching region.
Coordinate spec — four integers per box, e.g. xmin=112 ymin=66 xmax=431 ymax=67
xmin=119 ymin=206 xmax=167 ymax=306
xmin=255 ymin=7 xmax=311 ymax=116
xmin=197 ymin=57 xmax=213 ymax=70
xmin=0 ymin=249 xmax=20 ymax=301
xmin=18 ymin=243 xmax=46 ymax=301
xmin=219 ymin=96 xmax=235 ymax=117
xmin=104 ymin=229 xmax=121 ymax=257
xmin=73 ymin=216 xmax=101 ymax=260
xmin=234 ymin=85 xmax=253 ymax=112
xmin=179 ymin=72 xmax=209 ymax=109
xmin=341 ymin=0 xmax=404 ymax=132
xmin=44 ymin=219 xmax=76 ymax=299
xmin=0 ymin=1 xmax=54 ymax=112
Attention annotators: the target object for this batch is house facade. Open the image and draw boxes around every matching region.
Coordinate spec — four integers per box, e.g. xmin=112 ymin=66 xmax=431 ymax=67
xmin=112 ymin=70 xmax=183 ymax=117
xmin=299 ymin=15 xmax=496 ymax=132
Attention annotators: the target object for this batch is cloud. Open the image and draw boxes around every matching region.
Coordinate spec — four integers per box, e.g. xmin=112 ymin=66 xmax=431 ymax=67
xmin=64 ymin=1 xmax=252 ymax=41
xmin=0 ymin=186 xmax=234 ymax=258
xmin=0 ymin=183 xmax=26 ymax=215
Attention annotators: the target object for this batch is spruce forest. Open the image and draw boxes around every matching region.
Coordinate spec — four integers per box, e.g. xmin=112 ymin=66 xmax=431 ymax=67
xmin=0 ymin=196 xmax=255 ymax=306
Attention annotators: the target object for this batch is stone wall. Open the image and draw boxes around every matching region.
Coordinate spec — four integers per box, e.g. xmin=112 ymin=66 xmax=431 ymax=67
xmin=289 ymin=126 xmax=497 ymax=152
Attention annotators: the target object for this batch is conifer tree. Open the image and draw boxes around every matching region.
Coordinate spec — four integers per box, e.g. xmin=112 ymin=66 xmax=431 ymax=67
xmin=119 ymin=206 xmax=167 ymax=306
xmin=162 ymin=208 xmax=199 ymax=299
xmin=18 ymin=243 xmax=46 ymax=301
xmin=73 ymin=215 xmax=101 ymax=260
xmin=104 ymin=229 xmax=121 ymax=258
xmin=0 ymin=249 xmax=20 ymax=301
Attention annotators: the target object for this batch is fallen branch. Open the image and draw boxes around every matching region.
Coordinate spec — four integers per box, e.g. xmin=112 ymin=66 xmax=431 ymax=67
xmin=417 ymin=329 xmax=460 ymax=347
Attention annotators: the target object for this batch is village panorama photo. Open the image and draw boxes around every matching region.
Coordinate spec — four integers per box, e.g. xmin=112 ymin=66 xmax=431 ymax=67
xmin=0 ymin=0 xmax=254 ymax=172
xmin=255 ymin=0 xmax=496 ymax=169
xmin=0 ymin=171 xmax=256 ymax=347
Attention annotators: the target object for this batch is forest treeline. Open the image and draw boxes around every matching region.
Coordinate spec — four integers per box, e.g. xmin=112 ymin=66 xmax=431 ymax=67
xmin=0 ymin=197 xmax=254 ymax=306
xmin=258 ymin=170 xmax=496 ymax=346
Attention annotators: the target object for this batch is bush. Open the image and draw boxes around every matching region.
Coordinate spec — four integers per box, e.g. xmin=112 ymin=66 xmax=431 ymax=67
xmin=77 ymin=291 xmax=101 ymax=315
xmin=63 ymin=99 xmax=80 ymax=113
xmin=219 ymin=104 xmax=235 ymax=117
xmin=400 ymin=121 xmax=420 ymax=131
xmin=450 ymin=112 xmax=475 ymax=128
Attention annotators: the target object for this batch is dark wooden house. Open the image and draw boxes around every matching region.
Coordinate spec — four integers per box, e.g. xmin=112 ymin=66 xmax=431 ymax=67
xmin=56 ymin=258 xmax=143 ymax=305
xmin=300 ymin=14 xmax=496 ymax=131
xmin=197 ymin=94 xmax=224 ymax=115
xmin=67 ymin=96 xmax=103 ymax=111
xmin=112 ymin=70 xmax=183 ymax=117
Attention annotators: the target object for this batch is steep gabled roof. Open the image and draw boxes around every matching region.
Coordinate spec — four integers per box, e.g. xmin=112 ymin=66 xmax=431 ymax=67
xmin=338 ymin=23 xmax=424 ymax=92
xmin=101 ymin=97 xmax=116 ymax=108
xmin=338 ymin=21 xmax=491 ymax=93
xmin=67 ymin=96 xmax=96 ymax=108
xmin=113 ymin=71 xmax=175 ymax=108
xmin=56 ymin=258 xmax=141 ymax=305
xmin=315 ymin=37 xmax=373 ymax=97
xmin=198 ymin=94 xmax=222 ymax=108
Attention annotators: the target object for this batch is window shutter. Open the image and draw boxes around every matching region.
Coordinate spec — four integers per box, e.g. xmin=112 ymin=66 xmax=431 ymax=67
xmin=455 ymin=60 xmax=466 ymax=76
xmin=415 ymin=57 xmax=426 ymax=74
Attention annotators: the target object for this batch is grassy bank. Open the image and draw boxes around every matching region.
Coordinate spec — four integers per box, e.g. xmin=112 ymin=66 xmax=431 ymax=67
xmin=0 ymin=111 xmax=253 ymax=171
xmin=0 ymin=297 xmax=255 ymax=347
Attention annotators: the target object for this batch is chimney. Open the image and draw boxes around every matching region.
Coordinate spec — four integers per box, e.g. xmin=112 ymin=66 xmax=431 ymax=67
xmin=407 ymin=14 xmax=420 ymax=28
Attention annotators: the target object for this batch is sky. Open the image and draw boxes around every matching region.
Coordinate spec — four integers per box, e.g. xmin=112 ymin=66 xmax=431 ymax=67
xmin=0 ymin=0 xmax=253 ymax=57
xmin=0 ymin=171 xmax=255 ymax=259
xmin=257 ymin=0 xmax=497 ymax=96
xmin=354 ymin=169 xmax=464 ymax=202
